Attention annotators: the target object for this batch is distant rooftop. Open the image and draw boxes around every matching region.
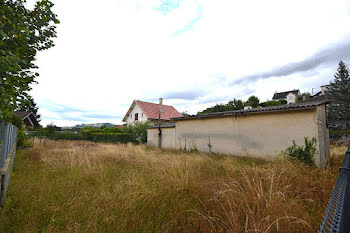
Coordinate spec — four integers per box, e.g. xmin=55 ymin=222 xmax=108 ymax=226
xmin=272 ymin=90 xmax=300 ymax=100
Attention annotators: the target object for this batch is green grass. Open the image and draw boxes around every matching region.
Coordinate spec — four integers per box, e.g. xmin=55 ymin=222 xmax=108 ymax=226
xmin=0 ymin=140 xmax=346 ymax=232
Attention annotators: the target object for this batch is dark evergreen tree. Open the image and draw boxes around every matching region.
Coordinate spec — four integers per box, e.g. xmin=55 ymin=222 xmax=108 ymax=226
xmin=326 ymin=61 xmax=350 ymax=128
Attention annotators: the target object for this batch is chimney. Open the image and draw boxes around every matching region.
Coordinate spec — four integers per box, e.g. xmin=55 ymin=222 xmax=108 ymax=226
xmin=159 ymin=98 xmax=163 ymax=113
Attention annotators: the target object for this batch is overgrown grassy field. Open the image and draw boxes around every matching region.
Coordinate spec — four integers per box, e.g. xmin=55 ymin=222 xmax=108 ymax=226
xmin=0 ymin=139 xmax=347 ymax=232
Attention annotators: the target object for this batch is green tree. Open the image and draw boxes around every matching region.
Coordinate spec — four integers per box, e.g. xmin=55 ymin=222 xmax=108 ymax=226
xmin=227 ymin=99 xmax=244 ymax=110
xmin=296 ymin=92 xmax=311 ymax=102
xmin=198 ymin=98 xmax=245 ymax=115
xmin=0 ymin=0 xmax=59 ymax=120
xmin=245 ymin=95 xmax=260 ymax=108
xmin=259 ymin=99 xmax=287 ymax=107
xmin=326 ymin=61 xmax=350 ymax=128
xmin=46 ymin=123 xmax=57 ymax=136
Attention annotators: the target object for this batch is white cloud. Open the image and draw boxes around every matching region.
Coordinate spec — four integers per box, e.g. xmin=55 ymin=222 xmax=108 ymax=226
xmin=28 ymin=0 xmax=350 ymax=126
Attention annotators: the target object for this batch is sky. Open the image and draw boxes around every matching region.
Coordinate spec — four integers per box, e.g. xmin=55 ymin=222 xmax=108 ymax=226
xmin=28 ymin=0 xmax=350 ymax=126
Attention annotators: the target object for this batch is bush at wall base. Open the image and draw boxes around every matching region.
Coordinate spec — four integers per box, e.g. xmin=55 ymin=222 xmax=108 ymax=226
xmin=283 ymin=137 xmax=317 ymax=166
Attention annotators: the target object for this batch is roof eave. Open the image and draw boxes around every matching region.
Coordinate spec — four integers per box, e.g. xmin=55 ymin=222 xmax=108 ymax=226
xmin=174 ymin=106 xmax=317 ymax=121
xmin=122 ymin=100 xmax=137 ymax=122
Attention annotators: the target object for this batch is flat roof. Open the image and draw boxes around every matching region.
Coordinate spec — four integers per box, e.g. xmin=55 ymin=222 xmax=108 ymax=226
xmin=173 ymin=96 xmax=329 ymax=121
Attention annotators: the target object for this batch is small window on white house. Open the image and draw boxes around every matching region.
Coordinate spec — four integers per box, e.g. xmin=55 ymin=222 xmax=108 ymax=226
xmin=130 ymin=115 xmax=132 ymax=119
xmin=288 ymin=96 xmax=294 ymax=100
xmin=141 ymin=113 xmax=144 ymax=117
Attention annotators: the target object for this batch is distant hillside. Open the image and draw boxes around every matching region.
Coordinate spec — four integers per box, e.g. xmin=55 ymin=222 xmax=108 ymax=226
xmin=62 ymin=123 xmax=116 ymax=130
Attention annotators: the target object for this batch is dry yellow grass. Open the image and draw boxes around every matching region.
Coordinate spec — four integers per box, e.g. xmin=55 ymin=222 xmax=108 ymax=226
xmin=0 ymin=139 xmax=347 ymax=232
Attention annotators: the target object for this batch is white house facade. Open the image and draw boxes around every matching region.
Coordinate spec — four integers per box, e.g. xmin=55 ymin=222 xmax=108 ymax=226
xmin=286 ymin=92 xmax=296 ymax=104
xmin=125 ymin=103 xmax=148 ymax=124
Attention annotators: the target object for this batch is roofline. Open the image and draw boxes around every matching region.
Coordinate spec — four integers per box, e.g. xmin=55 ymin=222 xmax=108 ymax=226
xmin=148 ymin=124 xmax=176 ymax=129
xmin=122 ymin=100 xmax=136 ymax=122
xmin=274 ymin=89 xmax=300 ymax=93
xmin=16 ymin=111 xmax=34 ymax=120
xmin=173 ymin=106 xmax=316 ymax=121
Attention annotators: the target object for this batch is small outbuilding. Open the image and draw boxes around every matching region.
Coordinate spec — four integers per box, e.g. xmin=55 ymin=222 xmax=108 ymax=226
xmin=13 ymin=111 xmax=40 ymax=129
xmin=147 ymin=96 xmax=330 ymax=168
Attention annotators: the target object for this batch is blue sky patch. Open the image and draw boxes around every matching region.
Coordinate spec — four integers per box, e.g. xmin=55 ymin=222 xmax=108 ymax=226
xmin=154 ymin=0 xmax=184 ymax=15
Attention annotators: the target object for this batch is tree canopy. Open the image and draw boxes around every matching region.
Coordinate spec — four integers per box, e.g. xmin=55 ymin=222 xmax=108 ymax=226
xmin=198 ymin=98 xmax=244 ymax=114
xmin=245 ymin=95 xmax=260 ymax=108
xmin=0 ymin=0 xmax=59 ymax=120
xmin=326 ymin=61 xmax=350 ymax=128
xmin=198 ymin=96 xmax=287 ymax=114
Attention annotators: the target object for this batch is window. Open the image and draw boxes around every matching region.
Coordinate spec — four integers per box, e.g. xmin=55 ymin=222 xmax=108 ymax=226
xmin=130 ymin=115 xmax=132 ymax=119
xmin=288 ymin=95 xmax=294 ymax=100
xmin=141 ymin=113 xmax=143 ymax=117
xmin=135 ymin=113 xmax=138 ymax=121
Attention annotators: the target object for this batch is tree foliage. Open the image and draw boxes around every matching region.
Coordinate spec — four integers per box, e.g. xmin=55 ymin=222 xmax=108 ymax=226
xmin=198 ymin=96 xmax=287 ymax=114
xmin=259 ymin=99 xmax=287 ymax=107
xmin=6 ymin=113 xmax=25 ymax=146
xmin=296 ymin=92 xmax=311 ymax=103
xmin=326 ymin=61 xmax=350 ymax=128
xmin=123 ymin=121 xmax=151 ymax=143
xmin=198 ymin=98 xmax=245 ymax=114
xmin=283 ymin=137 xmax=317 ymax=166
xmin=245 ymin=95 xmax=260 ymax=108
xmin=0 ymin=0 xmax=59 ymax=119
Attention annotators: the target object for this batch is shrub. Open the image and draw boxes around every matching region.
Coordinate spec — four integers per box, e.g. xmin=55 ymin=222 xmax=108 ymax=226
xmin=50 ymin=132 xmax=85 ymax=141
xmin=6 ymin=113 xmax=26 ymax=147
xmin=89 ymin=133 xmax=137 ymax=143
xmin=30 ymin=130 xmax=138 ymax=144
xmin=123 ymin=121 xmax=151 ymax=143
xmin=283 ymin=137 xmax=317 ymax=166
xmin=30 ymin=122 xmax=150 ymax=144
xmin=259 ymin=99 xmax=287 ymax=107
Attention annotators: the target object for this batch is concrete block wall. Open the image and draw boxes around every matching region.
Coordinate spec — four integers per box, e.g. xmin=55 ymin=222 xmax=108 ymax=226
xmin=147 ymin=105 xmax=330 ymax=168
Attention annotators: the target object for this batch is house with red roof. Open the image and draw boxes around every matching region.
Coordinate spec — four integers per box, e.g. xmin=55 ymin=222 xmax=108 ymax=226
xmin=122 ymin=99 xmax=183 ymax=125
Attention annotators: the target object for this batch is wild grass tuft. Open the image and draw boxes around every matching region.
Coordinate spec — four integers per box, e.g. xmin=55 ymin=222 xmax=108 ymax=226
xmin=0 ymin=139 xmax=346 ymax=232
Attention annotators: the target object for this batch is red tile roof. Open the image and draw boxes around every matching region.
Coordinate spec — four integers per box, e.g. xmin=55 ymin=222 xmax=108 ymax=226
xmin=135 ymin=100 xmax=183 ymax=120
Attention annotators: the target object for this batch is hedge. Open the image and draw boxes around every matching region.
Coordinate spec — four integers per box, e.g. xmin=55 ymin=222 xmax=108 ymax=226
xmin=30 ymin=131 xmax=138 ymax=144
